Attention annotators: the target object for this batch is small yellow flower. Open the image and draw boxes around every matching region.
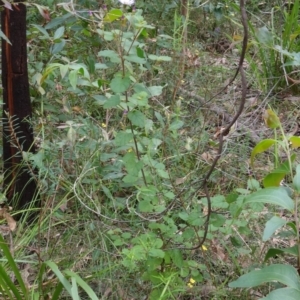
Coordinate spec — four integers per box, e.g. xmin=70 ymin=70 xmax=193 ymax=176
xmin=202 ymin=245 xmax=208 ymax=251
xmin=187 ymin=283 xmax=193 ymax=288
xmin=101 ymin=123 xmax=107 ymax=128
xmin=189 ymin=278 xmax=196 ymax=284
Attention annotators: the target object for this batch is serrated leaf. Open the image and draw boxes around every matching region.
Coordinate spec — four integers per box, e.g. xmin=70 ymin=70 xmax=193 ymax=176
xmin=148 ymin=86 xmax=163 ymax=97
xmin=229 ymin=264 xmax=300 ymax=289
xmin=127 ymin=110 xmax=146 ymax=127
xmin=104 ymin=95 xmax=120 ymax=109
xmin=115 ymin=131 xmax=133 ymax=147
xmin=148 ymin=249 xmax=165 ymax=258
xmin=244 ymin=187 xmax=294 ymax=211
xmin=139 ymin=200 xmax=153 ymax=212
xmin=263 ymin=216 xmax=287 ymax=241
xmin=110 ymin=75 xmax=131 ymax=93
xmin=251 ymin=139 xmax=276 ymax=166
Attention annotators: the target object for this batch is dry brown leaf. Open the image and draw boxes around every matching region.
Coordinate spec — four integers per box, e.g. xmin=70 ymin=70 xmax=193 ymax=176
xmin=175 ymin=177 xmax=186 ymax=185
xmin=4 ymin=211 xmax=17 ymax=232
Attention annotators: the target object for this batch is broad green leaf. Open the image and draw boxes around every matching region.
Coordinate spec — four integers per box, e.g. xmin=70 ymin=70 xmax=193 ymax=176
xmin=124 ymin=55 xmax=146 ymax=64
xmin=169 ymin=119 xmax=184 ymax=131
xmin=167 ymin=249 xmax=184 ymax=268
xmin=263 ymin=216 xmax=287 ymax=241
xmin=147 ymin=86 xmax=163 ymax=97
xmin=263 ymin=158 xmax=295 ymax=187
xmin=103 ymin=95 xmax=120 ymax=109
xmin=263 ymin=172 xmax=286 ymax=187
xmin=293 ymin=164 xmax=300 ymax=192
xmin=264 ymin=246 xmax=298 ymax=262
xmin=98 ymin=49 xmax=119 ymax=59
xmin=229 ymin=264 xmax=300 ymax=289
xmin=138 ymin=200 xmax=153 ymax=212
xmin=127 ymin=110 xmax=146 ymax=127
xmin=54 ymin=26 xmax=65 ymax=40
xmin=123 ymin=152 xmax=143 ymax=176
xmin=69 ymin=69 xmax=78 ymax=89
xmin=148 ymin=54 xmax=172 ymax=61
xmin=251 ymin=139 xmax=276 ymax=166
xmin=256 ymin=26 xmax=273 ymax=44
xmin=114 ymin=131 xmax=133 ymax=146
xmin=289 ymin=136 xmax=300 ymax=148
xmin=104 ymin=9 xmax=123 ymax=22
xmin=244 ymin=187 xmax=294 ymax=211
xmin=148 ymin=249 xmax=165 ymax=258
xmin=110 ymin=74 xmax=131 ymax=93
xmin=262 ymin=287 xmax=300 ymax=300
xmin=60 ymin=64 xmax=69 ymax=79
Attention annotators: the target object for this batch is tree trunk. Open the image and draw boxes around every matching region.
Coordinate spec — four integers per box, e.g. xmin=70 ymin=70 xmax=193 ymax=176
xmin=1 ymin=2 xmax=38 ymax=219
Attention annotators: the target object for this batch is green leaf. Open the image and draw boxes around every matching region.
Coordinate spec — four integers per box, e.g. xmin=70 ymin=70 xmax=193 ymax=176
xmin=263 ymin=216 xmax=287 ymax=241
xmin=251 ymin=139 xmax=276 ymax=166
xmin=123 ymin=152 xmax=143 ymax=176
xmin=256 ymin=26 xmax=273 ymax=45
xmin=115 ymin=131 xmax=133 ymax=147
xmin=51 ymin=40 xmax=66 ymax=54
xmin=54 ymin=26 xmax=65 ymax=40
xmin=98 ymin=49 xmax=119 ymax=58
xmin=68 ymin=69 xmax=78 ymax=89
xmin=264 ymin=246 xmax=298 ymax=262
xmin=262 ymin=287 xmax=300 ymax=300
xmin=110 ymin=74 xmax=131 ymax=93
xmin=263 ymin=158 xmax=295 ymax=187
xmin=44 ymin=261 xmax=73 ymax=294
xmin=148 ymin=54 xmax=172 ymax=61
xmin=149 ymin=249 xmax=165 ymax=258
xmin=104 ymin=9 xmax=123 ymax=22
xmin=167 ymin=249 xmax=184 ymax=268
xmin=244 ymin=187 xmax=294 ymax=211
xmin=229 ymin=264 xmax=300 ymax=289
xmin=124 ymin=55 xmax=146 ymax=64
xmin=147 ymin=86 xmax=163 ymax=97
xmin=139 ymin=200 xmax=153 ymax=212
xmin=0 ymin=234 xmax=27 ymax=298
xmin=289 ymin=136 xmax=300 ymax=149
xmin=104 ymin=95 xmax=120 ymax=109
xmin=263 ymin=172 xmax=286 ymax=187
xmin=64 ymin=271 xmax=99 ymax=300
xmin=169 ymin=119 xmax=184 ymax=131
xmin=293 ymin=164 xmax=300 ymax=192
xmin=0 ymin=29 xmax=11 ymax=44
xmin=127 ymin=110 xmax=146 ymax=127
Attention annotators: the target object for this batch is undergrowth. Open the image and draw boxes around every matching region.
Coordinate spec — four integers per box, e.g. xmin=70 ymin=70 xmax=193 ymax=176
xmin=1 ymin=0 xmax=300 ymax=299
